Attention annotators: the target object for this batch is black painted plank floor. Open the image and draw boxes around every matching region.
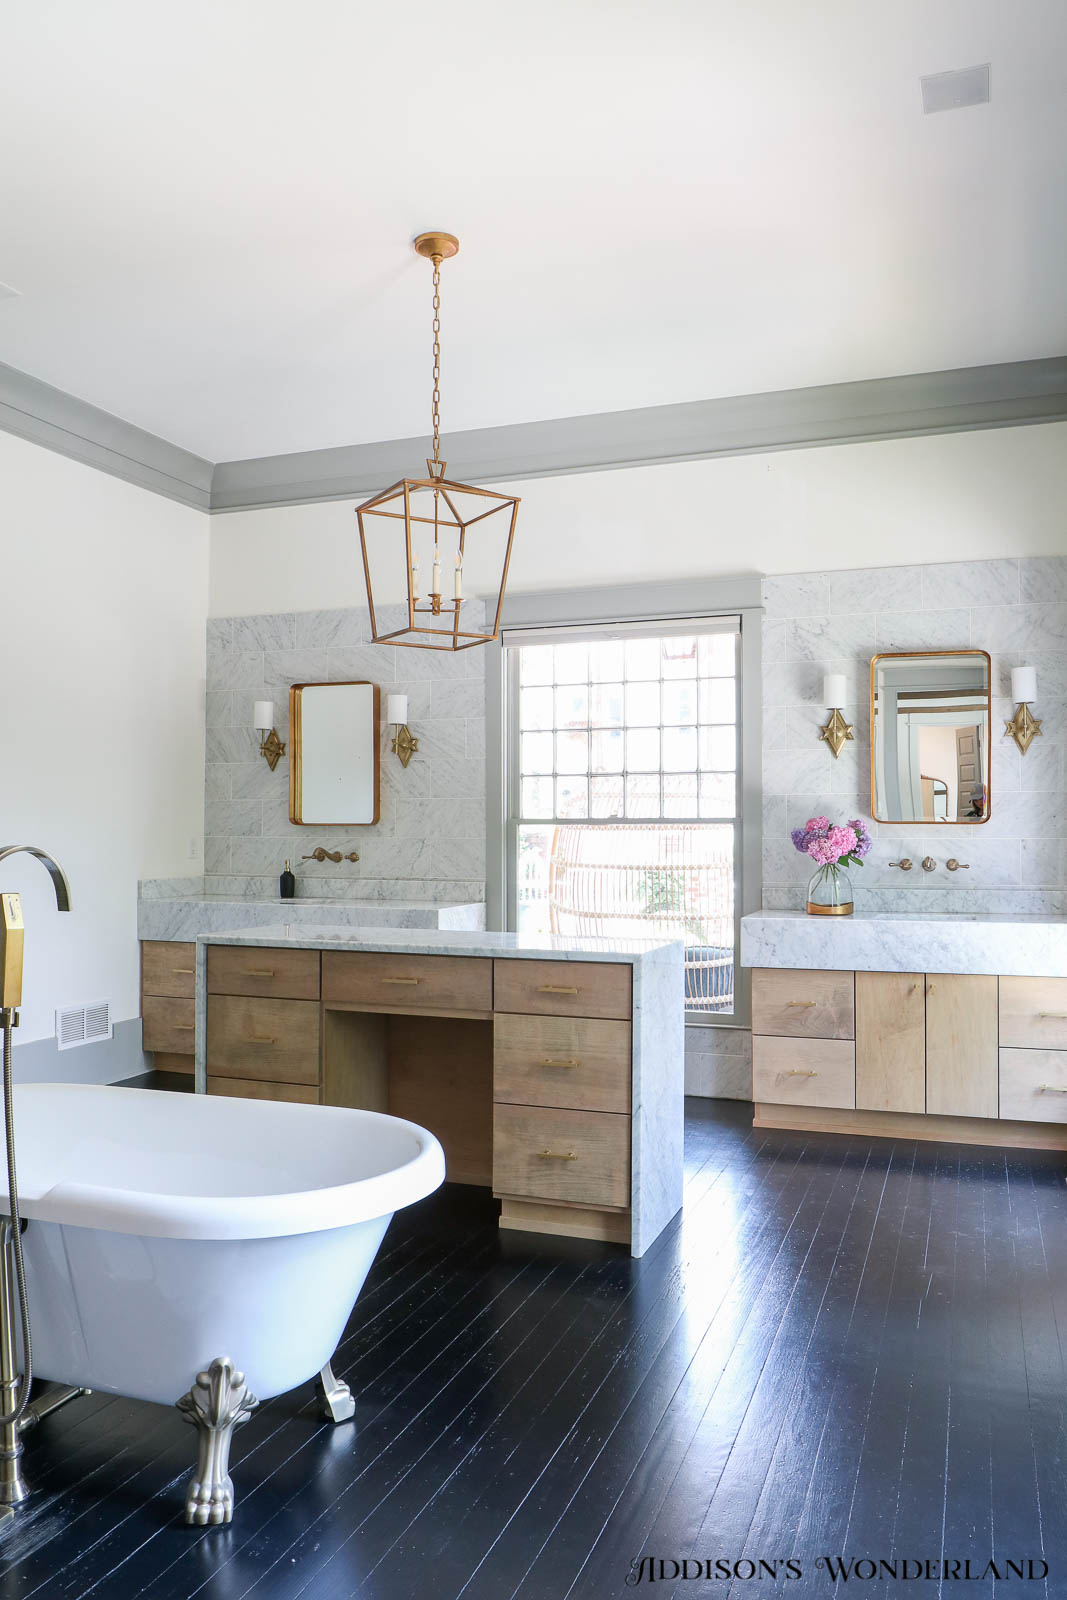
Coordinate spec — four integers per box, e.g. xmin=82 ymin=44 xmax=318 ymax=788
xmin=1 ymin=1083 xmax=1064 ymax=1599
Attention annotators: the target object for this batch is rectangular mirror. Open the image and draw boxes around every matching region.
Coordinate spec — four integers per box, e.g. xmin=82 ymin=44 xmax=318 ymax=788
xmin=870 ymin=650 xmax=991 ymax=823
xmin=289 ymin=682 xmax=380 ymax=825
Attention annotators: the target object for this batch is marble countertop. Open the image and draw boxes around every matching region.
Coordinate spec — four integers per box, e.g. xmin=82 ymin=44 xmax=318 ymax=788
xmin=139 ymin=896 xmax=485 ymax=941
xmin=195 ymin=924 xmax=685 ymax=966
xmin=741 ymin=910 xmax=1067 ymax=978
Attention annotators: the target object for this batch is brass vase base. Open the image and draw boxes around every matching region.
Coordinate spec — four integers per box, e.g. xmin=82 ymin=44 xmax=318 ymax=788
xmin=806 ymin=900 xmax=854 ymax=916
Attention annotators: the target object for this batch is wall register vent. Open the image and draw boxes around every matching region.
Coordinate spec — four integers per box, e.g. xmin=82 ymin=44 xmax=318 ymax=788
xmin=56 ymin=1000 xmax=112 ymax=1050
xmin=920 ymin=64 xmax=990 ymax=114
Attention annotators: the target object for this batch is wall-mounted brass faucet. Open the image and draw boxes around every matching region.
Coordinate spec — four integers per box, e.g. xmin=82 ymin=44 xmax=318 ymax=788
xmin=301 ymin=848 xmax=359 ymax=864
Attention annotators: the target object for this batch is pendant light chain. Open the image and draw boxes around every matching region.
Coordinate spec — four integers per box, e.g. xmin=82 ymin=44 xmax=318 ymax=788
xmin=431 ymin=256 xmax=442 ymax=472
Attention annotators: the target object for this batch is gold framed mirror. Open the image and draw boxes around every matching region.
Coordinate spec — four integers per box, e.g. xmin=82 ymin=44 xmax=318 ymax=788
xmin=870 ymin=650 xmax=991 ymax=824
xmin=289 ymin=681 xmax=381 ymax=825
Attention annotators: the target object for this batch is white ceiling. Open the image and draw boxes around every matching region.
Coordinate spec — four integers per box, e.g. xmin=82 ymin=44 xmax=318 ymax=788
xmin=0 ymin=0 xmax=1064 ymax=462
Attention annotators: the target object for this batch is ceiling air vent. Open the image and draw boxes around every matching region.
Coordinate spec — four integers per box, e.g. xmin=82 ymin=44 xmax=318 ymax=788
xmin=56 ymin=1001 xmax=112 ymax=1051
xmin=920 ymin=64 xmax=991 ymax=114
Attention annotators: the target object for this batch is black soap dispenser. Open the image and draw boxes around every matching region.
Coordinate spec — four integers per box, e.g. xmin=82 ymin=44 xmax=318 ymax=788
xmin=280 ymin=859 xmax=295 ymax=900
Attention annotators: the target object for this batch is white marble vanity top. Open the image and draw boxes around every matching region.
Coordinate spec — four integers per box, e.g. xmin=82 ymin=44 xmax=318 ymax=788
xmin=741 ymin=910 xmax=1067 ymax=979
xmin=138 ymin=896 xmax=485 ymax=942
xmin=196 ymin=925 xmax=684 ymax=965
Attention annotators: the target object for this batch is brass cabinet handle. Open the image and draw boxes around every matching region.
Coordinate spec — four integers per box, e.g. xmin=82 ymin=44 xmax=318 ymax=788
xmin=541 ymin=1058 xmax=579 ymax=1068
xmin=786 ymin=1000 xmax=817 ymax=1008
xmin=786 ymin=1069 xmax=818 ymax=1077
xmin=537 ymin=1149 xmax=578 ymax=1161
xmin=173 ymin=968 xmax=195 ymax=975
xmin=538 ymin=985 xmax=579 ymax=995
xmin=1039 ymin=1012 xmax=1067 ymax=1019
xmin=174 ymin=1024 xmax=195 ymax=1032
xmin=248 ymin=1033 xmax=277 ymax=1044
xmin=244 ymin=969 xmax=275 ymax=978
xmin=383 ymin=977 xmax=419 ymax=985
xmin=1038 ymin=1084 xmax=1067 ymax=1093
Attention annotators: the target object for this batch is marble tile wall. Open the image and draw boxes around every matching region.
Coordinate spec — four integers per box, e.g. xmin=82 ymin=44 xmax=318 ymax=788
xmin=204 ymin=602 xmax=487 ymax=902
xmin=762 ymin=555 xmax=1067 ymax=915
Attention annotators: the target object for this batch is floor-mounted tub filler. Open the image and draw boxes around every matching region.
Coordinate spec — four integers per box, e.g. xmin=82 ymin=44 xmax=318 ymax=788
xmin=7 ymin=1083 xmax=445 ymax=1525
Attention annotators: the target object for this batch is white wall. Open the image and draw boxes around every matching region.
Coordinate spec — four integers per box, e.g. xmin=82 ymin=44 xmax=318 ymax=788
xmin=209 ymin=420 xmax=1067 ymax=615
xmin=0 ymin=432 xmax=209 ymax=1047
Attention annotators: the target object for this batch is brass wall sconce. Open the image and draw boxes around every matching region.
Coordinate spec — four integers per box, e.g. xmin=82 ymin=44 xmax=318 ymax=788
xmin=386 ymin=694 xmax=419 ymax=768
xmin=1005 ymin=666 xmax=1042 ymax=754
xmin=819 ymin=674 xmax=854 ymax=759
xmin=253 ymin=700 xmax=286 ymax=771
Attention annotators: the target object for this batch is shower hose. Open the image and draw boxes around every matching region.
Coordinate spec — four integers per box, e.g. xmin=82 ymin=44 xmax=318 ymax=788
xmin=0 ymin=1012 xmax=31 ymax=1426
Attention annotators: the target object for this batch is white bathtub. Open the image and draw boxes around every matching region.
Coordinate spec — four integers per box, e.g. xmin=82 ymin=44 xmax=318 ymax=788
xmin=14 ymin=1083 xmax=445 ymax=1406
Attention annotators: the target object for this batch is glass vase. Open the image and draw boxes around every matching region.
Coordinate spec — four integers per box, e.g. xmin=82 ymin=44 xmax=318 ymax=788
xmin=806 ymin=863 xmax=854 ymax=916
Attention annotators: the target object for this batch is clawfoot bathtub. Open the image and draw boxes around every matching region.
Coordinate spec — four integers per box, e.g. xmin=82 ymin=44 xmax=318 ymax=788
xmin=9 ymin=1083 xmax=445 ymax=1525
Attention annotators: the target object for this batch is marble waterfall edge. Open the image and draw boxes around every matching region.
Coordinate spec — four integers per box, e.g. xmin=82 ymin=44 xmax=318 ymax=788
xmin=741 ymin=910 xmax=1067 ymax=978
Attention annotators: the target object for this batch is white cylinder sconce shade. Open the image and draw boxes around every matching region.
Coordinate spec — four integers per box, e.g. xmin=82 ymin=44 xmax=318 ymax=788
xmin=1011 ymin=666 xmax=1037 ymax=704
xmin=386 ymin=694 xmax=408 ymax=727
xmin=823 ymin=674 xmax=847 ymax=709
xmin=253 ymin=700 xmax=275 ymax=732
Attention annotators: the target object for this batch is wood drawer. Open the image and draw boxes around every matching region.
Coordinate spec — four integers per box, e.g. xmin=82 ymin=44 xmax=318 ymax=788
xmin=206 ymin=995 xmax=320 ymax=1084
xmin=1000 ymin=977 xmax=1067 ymax=1051
xmin=494 ymin=1014 xmax=631 ymax=1114
xmin=207 ymin=1075 xmax=319 ymax=1106
xmin=321 ymin=952 xmax=492 ymax=1014
xmin=141 ymin=940 xmax=196 ymax=1000
xmin=207 ymin=945 xmax=321 ymax=1001
xmin=1000 ymin=1048 xmax=1067 ymax=1123
xmin=493 ymin=960 xmax=631 ymax=1021
xmin=752 ymin=1035 xmax=856 ymax=1109
xmin=751 ymin=968 xmax=855 ymax=1040
xmin=142 ymin=995 xmax=196 ymax=1055
xmin=493 ymin=1103 xmax=630 ymax=1209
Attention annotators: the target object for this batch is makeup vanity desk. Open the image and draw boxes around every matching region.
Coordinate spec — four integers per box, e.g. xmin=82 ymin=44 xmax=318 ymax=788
xmin=193 ymin=927 xmax=684 ymax=1257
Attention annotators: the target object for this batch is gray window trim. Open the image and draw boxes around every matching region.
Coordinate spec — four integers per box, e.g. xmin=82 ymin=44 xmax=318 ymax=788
xmin=484 ymin=576 xmax=762 ymax=1030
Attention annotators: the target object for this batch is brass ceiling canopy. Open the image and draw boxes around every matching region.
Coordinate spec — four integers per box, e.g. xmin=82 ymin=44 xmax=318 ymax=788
xmin=357 ymin=232 xmax=520 ymax=651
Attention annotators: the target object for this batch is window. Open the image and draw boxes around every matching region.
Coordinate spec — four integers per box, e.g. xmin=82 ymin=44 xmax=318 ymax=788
xmin=504 ymin=618 xmax=742 ymax=1019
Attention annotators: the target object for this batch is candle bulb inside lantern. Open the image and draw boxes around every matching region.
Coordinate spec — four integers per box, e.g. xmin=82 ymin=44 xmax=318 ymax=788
xmin=432 ymin=553 xmax=441 ymax=596
xmin=454 ymin=552 xmax=463 ymax=601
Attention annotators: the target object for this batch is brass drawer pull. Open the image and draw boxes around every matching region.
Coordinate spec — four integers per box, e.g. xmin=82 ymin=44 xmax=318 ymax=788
xmin=382 ymin=977 xmax=419 ymax=986
xmin=537 ymin=1149 xmax=578 ymax=1161
xmin=173 ymin=968 xmax=195 ymax=975
xmin=174 ymin=1024 xmax=195 ymax=1032
xmin=786 ymin=1000 xmax=817 ymax=1008
xmin=244 ymin=969 xmax=275 ymax=978
xmin=786 ymin=1069 xmax=818 ymax=1077
xmin=248 ymin=1033 xmax=277 ymax=1045
xmin=1039 ymin=1012 xmax=1067 ymax=1020
xmin=541 ymin=1058 xmax=580 ymax=1068
xmin=537 ymin=985 xmax=579 ymax=995
xmin=1038 ymin=1084 xmax=1067 ymax=1093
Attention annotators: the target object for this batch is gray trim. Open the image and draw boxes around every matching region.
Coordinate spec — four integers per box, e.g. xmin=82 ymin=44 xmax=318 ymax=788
xmin=484 ymin=637 xmax=508 ymax=933
xmin=498 ymin=575 xmax=762 ymax=630
xmin=12 ymin=1015 xmax=146 ymax=1086
xmin=0 ymin=356 xmax=1064 ymax=515
xmin=210 ymin=357 xmax=1067 ymax=512
xmin=0 ymin=361 xmax=212 ymax=510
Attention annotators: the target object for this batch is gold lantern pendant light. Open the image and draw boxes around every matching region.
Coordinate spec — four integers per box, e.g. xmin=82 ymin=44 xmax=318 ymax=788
xmin=357 ymin=233 xmax=520 ymax=651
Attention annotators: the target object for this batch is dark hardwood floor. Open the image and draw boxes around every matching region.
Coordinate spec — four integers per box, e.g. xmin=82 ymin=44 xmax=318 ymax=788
xmin=1 ymin=1082 xmax=1063 ymax=1599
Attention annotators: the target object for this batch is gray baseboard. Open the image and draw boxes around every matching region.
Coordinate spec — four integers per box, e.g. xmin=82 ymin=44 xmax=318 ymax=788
xmin=12 ymin=1016 xmax=146 ymax=1085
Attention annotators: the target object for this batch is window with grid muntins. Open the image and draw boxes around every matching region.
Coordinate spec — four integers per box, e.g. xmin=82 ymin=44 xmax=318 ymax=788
xmin=506 ymin=622 xmax=741 ymax=1017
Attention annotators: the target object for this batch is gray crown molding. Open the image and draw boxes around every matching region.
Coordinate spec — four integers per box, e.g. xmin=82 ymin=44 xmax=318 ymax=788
xmin=210 ymin=357 xmax=1067 ymax=512
xmin=0 ymin=360 xmax=212 ymax=510
xmin=497 ymin=574 xmax=763 ymax=629
xmin=0 ymin=354 xmax=1065 ymax=514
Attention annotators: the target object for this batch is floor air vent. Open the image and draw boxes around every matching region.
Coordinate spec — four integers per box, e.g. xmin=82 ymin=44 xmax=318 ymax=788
xmin=56 ymin=1001 xmax=112 ymax=1050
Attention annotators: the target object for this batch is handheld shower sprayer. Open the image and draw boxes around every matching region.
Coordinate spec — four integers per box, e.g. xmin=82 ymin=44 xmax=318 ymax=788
xmin=0 ymin=848 xmax=71 ymax=1508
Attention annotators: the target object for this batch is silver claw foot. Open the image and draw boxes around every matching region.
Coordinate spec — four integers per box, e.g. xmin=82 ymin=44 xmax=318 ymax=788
xmin=176 ymin=1356 xmax=257 ymax=1527
xmin=319 ymin=1360 xmax=355 ymax=1423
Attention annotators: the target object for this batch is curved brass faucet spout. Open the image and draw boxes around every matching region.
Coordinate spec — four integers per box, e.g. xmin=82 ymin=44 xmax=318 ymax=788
xmin=0 ymin=847 xmax=72 ymax=912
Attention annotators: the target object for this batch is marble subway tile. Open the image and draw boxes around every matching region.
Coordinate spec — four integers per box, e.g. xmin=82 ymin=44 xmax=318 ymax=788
xmin=983 ymin=789 xmax=1064 ymax=841
xmin=830 ymin=565 xmax=922 ymax=615
xmin=205 ymin=800 xmax=263 ymax=839
xmin=788 ymin=613 xmax=877 ymax=662
xmin=205 ymin=763 xmax=230 ymax=802
xmin=206 ymin=728 xmax=261 ymax=764
xmin=763 ymin=746 xmax=832 ymax=795
xmin=229 ymin=760 xmax=284 ymax=801
xmin=205 ymin=691 xmax=233 ymax=729
xmin=265 ymin=647 xmax=330 ymax=684
xmin=294 ymin=609 xmax=365 ymax=649
xmin=354 ymin=836 xmax=433 ymax=877
xmin=431 ymin=680 xmax=486 ymax=718
xmin=762 ymin=661 xmax=832 ymax=706
xmin=1020 ymin=557 xmax=1067 ymax=604
xmin=876 ymin=609 xmax=970 ymax=651
xmin=761 ymin=573 xmax=830 ymax=618
xmin=233 ymin=614 xmax=298 ymax=652
xmin=970 ymin=603 xmax=1067 ymax=654
xmin=204 ymin=838 xmax=230 ymax=876
xmin=328 ymin=644 xmax=395 ymax=682
xmin=206 ymin=618 xmax=233 ymax=652
xmin=1019 ymin=739 xmax=1064 ymax=792
xmin=1021 ymin=838 xmax=1066 ymax=887
xmin=208 ymin=645 xmax=265 ymax=691
xmin=921 ymin=559 xmax=1020 ymax=609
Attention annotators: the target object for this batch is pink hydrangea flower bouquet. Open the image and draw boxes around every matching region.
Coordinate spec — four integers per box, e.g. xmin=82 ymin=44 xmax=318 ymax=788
xmin=791 ymin=815 xmax=871 ymax=915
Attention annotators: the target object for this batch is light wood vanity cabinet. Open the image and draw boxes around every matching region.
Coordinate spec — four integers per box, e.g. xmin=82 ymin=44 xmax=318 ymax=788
xmin=141 ymin=940 xmax=196 ymax=1073
xmin=753 ymin=967 xmax=1067 ymax=1149
xmin=205 ymin=951 xmax=322 ymax=1104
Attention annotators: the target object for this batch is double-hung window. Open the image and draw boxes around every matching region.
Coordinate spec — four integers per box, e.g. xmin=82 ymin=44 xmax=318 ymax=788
xmin=502 ymin=616 xmax=743 ymax=1021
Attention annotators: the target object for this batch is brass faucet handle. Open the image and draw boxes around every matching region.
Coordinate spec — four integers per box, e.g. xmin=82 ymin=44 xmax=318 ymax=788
xmin=921 ymin=857 xmax=937 ymax=872
xmin=301 ymin=847 xmax=358 ymax=864
xmin=889 ymin=859 xmax=913 ymax=871
xmin=946 ymin=858 xmax=970 ymax=871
